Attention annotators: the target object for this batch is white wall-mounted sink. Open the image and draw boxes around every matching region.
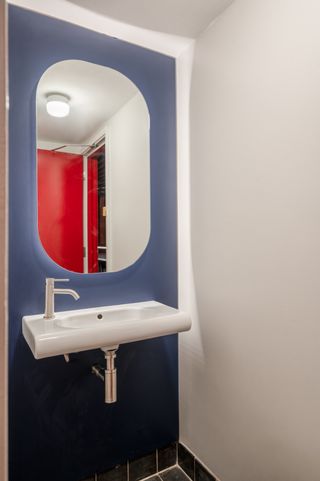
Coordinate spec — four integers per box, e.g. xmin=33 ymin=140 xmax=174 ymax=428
xmin=22 ymin=300 xmax=192 ymax=359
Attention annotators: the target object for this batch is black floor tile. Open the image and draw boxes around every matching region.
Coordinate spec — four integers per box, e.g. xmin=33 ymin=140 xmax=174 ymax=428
xmin=195 ymin=461 xmax=216 ymax=481
xmin=129 ymin=451 xmax=157 ymax=481
xmin=145 ymin=476 xmax=162 ymax=481
xmin=178 ymin=444 xmax=194 ymax=480
xmin=98 ymin=463 xmax=128 ymax=481
xmin=158 ymin=442 xmax=177 ymax=471
xmin=159 ymin=466 xmax=190 ymax=481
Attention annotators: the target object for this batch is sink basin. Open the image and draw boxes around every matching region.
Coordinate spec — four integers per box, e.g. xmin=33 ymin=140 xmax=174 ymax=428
xmin=22 ymin=300 xmax=192 ymax=359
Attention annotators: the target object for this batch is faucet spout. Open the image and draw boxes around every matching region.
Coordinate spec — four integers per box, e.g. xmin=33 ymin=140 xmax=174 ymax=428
xmin=54 ymin=288 xmax=80 ymax=300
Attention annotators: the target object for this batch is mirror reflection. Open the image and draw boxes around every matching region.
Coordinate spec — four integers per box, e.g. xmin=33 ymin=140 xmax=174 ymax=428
xmin=36 ymin=60 xmax=150 ymax=273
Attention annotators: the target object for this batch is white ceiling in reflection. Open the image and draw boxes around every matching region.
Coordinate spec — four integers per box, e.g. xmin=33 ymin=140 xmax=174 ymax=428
xmin=37 ymin=60 xmax=138 ymax=146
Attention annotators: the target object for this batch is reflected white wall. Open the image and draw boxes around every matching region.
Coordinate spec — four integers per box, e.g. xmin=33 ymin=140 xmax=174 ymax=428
xmin=106 ymin=93 xmax=150 ymax=271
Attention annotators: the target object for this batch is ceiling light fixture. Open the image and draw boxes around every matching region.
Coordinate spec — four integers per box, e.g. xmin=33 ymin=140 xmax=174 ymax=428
xmin=46 ymin=94 xmax=70 ymax=118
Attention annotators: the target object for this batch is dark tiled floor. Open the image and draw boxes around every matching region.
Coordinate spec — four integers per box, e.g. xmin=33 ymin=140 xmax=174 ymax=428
xmin=79 ymin=442 xmax=216 ymax=481
xmin=178 ymin=444 xmax=194 ymax=481
xmin=195 ymin=461 xmax=216 ymax=481
xmin=159 ymin=466 xmax=190 ymax=481
xmin=158 ymin=443 xmax=177 ymax=471
xmin=98 ymin=463 xmax=127 ymax=481
xmin=129 ymin=451 xmax=157 ymax=481
xmin=145 ymin=476 xmax=162 ymax=481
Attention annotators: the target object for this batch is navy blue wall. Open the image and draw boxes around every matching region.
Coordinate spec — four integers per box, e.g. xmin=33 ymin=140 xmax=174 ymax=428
xmin=9 ymin=7 xmax=177 ymax=481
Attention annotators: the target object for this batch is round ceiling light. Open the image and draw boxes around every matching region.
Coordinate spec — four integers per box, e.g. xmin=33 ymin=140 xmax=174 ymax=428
xmin=46 ymin=94 xmax=70 ymax=118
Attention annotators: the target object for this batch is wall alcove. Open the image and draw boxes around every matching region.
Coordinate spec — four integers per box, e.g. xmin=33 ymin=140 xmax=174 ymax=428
xmin=9 ymin=6 xmax=178 ymax=481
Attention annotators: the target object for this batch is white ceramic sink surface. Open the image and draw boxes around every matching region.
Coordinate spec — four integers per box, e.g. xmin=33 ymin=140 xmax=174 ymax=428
xmin=22 ymin=300 xmax=191 ymax=359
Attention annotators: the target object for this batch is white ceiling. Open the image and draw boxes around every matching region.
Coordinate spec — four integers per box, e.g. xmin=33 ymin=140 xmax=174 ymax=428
xmin=9 ymin=0 xmax=193 ymax=57
xmin=37 ymin=60 xmax=139 ymax=146
xmin=65 ymin=0 xmax=235 ymax=38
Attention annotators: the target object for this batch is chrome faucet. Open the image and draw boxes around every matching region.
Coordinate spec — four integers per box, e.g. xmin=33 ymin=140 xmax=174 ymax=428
xmin=44 ymin=278 xmax=80 ymax=319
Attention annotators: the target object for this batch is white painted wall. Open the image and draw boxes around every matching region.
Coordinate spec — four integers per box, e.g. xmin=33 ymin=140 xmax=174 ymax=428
xmin=177 ymin=43 xmax=194 ymax=316
xmin=106 ymin=93 xmax=150 ymax=272
xmin=179 ymin=1 xmax=320 ymax=480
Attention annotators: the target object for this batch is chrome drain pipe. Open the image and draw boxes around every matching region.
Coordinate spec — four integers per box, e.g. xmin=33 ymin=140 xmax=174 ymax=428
xmin=105 ymin=349 xmax=117 ymax=404
xmin=92 ymin=348 xmax=118 ymax=404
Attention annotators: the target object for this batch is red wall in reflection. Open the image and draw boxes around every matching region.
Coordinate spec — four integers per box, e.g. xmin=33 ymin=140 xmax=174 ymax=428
xmin=88 ymin=157 xmax=98 ymax=272
xmin=38 ymin=149 xmax=84 ymax=273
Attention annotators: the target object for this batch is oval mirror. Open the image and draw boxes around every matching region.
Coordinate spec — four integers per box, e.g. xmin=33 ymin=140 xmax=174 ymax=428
xmin=36 ymin=60 xmax=150 ymax=273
